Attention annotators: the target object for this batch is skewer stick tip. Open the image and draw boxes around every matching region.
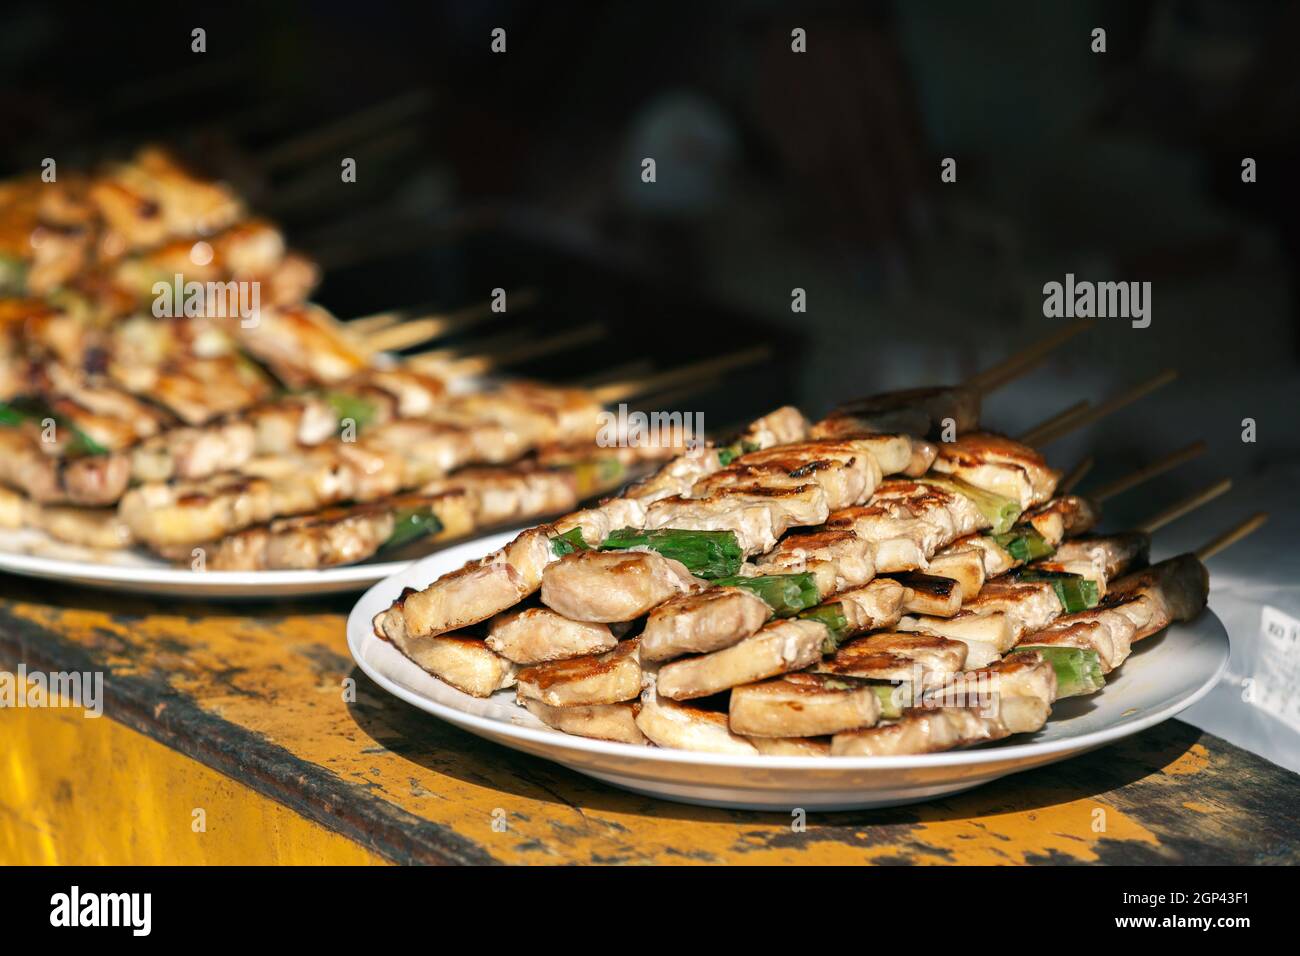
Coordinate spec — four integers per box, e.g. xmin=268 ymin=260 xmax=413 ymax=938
xmin=1196 ymin=511 xmax=1268 ymax=561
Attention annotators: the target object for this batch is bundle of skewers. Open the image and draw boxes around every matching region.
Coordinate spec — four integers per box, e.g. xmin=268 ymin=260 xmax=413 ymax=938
xmin=0 ymin=148 xmax=769 ymax=570
xmin=372 ymin=333 xmax=1266 ymax=759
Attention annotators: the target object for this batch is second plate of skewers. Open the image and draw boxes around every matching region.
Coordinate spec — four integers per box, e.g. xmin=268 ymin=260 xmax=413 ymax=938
xmin=347 ymin=539 xmax=1230 ymax=811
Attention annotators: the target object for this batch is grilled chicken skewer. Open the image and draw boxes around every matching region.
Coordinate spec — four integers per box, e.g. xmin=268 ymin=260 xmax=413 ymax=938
xmin=492 ymin=408 xmax=1181 ymax=746
xmin=812 ymin=484 xmax=1237 ymax=756
xmin=168 ymin=442 xmax=680 ymax=570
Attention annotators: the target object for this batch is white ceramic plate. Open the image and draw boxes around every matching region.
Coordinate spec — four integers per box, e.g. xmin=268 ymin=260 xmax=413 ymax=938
xmin=348 ymin=538 xmax=1231 ymax=810
xmin=0 ymin=525 xmax=524 ymax=598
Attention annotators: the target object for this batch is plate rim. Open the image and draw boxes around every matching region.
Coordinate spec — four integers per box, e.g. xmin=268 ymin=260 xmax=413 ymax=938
xmin=346 ymin=547 xmax=1232 ymax=773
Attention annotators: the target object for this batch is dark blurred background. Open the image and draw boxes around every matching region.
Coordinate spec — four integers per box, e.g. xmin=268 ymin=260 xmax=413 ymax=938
xmin=3 ymin=0 xmax=1299 ymax=530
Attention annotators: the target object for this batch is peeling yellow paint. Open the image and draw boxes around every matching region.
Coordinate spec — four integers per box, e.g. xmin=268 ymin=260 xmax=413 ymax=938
xmin=1164 ymin=743 xmax=1211 ymax=776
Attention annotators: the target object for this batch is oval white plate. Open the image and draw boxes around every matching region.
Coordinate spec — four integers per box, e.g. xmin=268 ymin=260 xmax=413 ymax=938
xmin=348 ymin=538 xmax=1231 ymax=810
xmin=0 ymin=525 xmax=528 ymax=598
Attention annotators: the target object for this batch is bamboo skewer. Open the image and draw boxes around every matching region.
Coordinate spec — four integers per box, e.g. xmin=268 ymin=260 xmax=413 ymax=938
xmin=1059 ymin=456 xmax=1094 ymax=493
xmin=402 ymin=323 xmax=603 ymax=378
xmin=261 ymin=89 xmax=434 ymax=174
xmin=353 ymin=289 xmax=540 ymax=355
xmin=575 ymin=360 xmax=656 ymax=390
xmin=1197 ymin=512 xmax=1269 ymax=561
xmin=963 ymin=319 xmax=1093 ymax=394
xmin=591 ymin=346 xmax=773 ymax=405
xmin=1020 ymin=369 xmax=1178 ymax=447
xmin=1139 ymin=478 xmax=1233 ymax=534
xmin=1018 ymin=400 xmax=1090 ymax=445
xmin=1089 ymin=441 xmax=1208 ymax=503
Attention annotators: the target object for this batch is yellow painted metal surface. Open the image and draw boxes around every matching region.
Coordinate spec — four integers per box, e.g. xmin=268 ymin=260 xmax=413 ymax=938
xmin=0 ymin=697 xmax=386 ymax=865
xmin=1 ymin=586 xmax=1294 ymax=865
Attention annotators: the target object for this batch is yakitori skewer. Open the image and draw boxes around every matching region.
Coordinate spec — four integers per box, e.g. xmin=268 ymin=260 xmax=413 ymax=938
xmin=1020 ymin=369 xmax=1178 ymax=447
xmin=828 ymin=509 xmax=1262 ymax=756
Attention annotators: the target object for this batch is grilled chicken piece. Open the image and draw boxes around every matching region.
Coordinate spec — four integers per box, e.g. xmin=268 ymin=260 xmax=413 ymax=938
xmin=233 ymin=303 xmax=368 ymax=388
xmin=1023 ymin=494 xmax=1098 ymax=543
xmin=927 ymin=651 xmax=1058 ymax=709
xmin=22 ymin=502 xmax=133 ymax=550
xmin=0 ymin=486 xmax=20 ymax=527
xmin=522 ymin=698 xmax=647 ymax=745
xmin=515 ymin=639 xmax=643 ymax=706
xmin=385 ymin=408 xmax=805 ymax=639
xmin=487 ymin=607 xmax=617 ymax=664
xmin=401 ymin=526 xmax=556 ymax=638
xmin=747 ymin=736 xmax=832 ymax=756
xmin=656 ymin=618 xmax=825 ymax=700
xmin=640 ymin=586 xmax=772 ymax=662
xmin=692 ymin=455 xmax=877 ymax=513
xmin=925 ymin=548 xmax=987 ymax=598
xmin=131 ymin=421 xmax=258 ymax=483
xmin=730 ymin=672 xmax=882 ymax=738
xmin=816 ymin=631 xmax=968 ymax=685
xmin=88 ymin=147 xmax=245 ymax=253
xmin=757 ymin=527 xmax=876 ymax=595
xmin=895 ymin=572 xmax=963 ymax=616
xmin=837 ymin=577 xmax=909 ymax=632
xmin=634 ymin=687 xmax=759 ymax=754
xmin=811 ymin=385 xmax=981 ymax=441
xmin=0 ymin=428 xmax=130 ymax=505
xmin=897 ymin=609 xmax=1016 ymax=663
xmin=191 ymin=491 xmax=475 ymax=571
xmin=453 ymin=382 xmax=604 ymax=448
xmin=1043 ymin=532 xmax=1150 ymax=592
xmin=941 ymin=533 xmax=1017 ymax=579
xmin=1100 ymin=554 xmax=1209 ymax=642
xmin=423 ymin=467 xmax=578 ymax=528
xmin=644 ymin=483 xmax=830 ymax=555
xmin=736 ymin=435 xmax=914 ymax=477
xmin=831 ymin=695 xmax=1050 ymax=756
xmin=1018 ymin=612 xmax=1135 ymax=672
xmin=541 ymin=549 xmax=699 ymax=623
xmin=827 ymin=479 xmax=989 ymax=572
xmin=372 ymin=597 xmax=516 ymax=698
xmin=929 ymin=432 xmax=1060 ymax=508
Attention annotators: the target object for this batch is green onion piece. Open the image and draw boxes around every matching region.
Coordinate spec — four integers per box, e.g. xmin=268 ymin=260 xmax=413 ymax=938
xmin=709 ymin=573 xmax=820 ymax=617
xmin=1018 ymin=569 xmax=1100 ymax=613
xmin=599 ymin=527 xmax=742 ymax=578
xmin=716 ymin=438 xmax=760 ymax=467
xmin=0 ymin=254 xmax=27 ymax=292
xmin=1013 ymin=646 xmax=1105 ymax=698
xmin=550 ymin=526 xmax=590 ymax=557
xmin=386 ymin=506 xmax=445 ymax=549
xmin=569 ymin=456 xmax=625 ymax=497
xmin=325 ymin=392 xmax=379 ymax=431
xmin=870 ymin=683 xmax=908 ymax=719
xmin=990 ymin=527 xmax=1054 ymax=564
xmin=917 ymin=476 xmax=1022 ymax=534
xmin=0 ymin=399 xmax=109 ymax=457
xmin=797 ymin=602 xmax=850 ymax=653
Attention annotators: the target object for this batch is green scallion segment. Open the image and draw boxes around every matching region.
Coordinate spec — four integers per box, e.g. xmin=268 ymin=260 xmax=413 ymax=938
xmin=1018 ymin=569 xmax=1100 ymax=613
xmin=550 ymin=526 xmax=591 ymax=557
xmin=1014 ymin=646 xmax=1106 ymax=698
xmin=797 ymin=602 xmax=851 ymax=653
xmin=916 ymin=476 xmax=1022 ymax=534
xmin=386 ymin=506 xmax=445 ymax=549
xmin=871 ymin=683 xmax=908 ymax=719
xmin=599 ymin=527 xmax=742 ymax=578
xmin=0 ymin=399 xmax=109 ymax=457
xmin=709 ymin=573 xmax=820 ymax=617
xmin=990 ymin=527 xmax=1054 ymax=564
xmin=325 ymin=392 xmax=379 ymax=431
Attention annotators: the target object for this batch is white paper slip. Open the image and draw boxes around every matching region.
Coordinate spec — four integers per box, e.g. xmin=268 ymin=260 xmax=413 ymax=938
xmin=1250 ymin=606 xmax=1300 ymax=735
